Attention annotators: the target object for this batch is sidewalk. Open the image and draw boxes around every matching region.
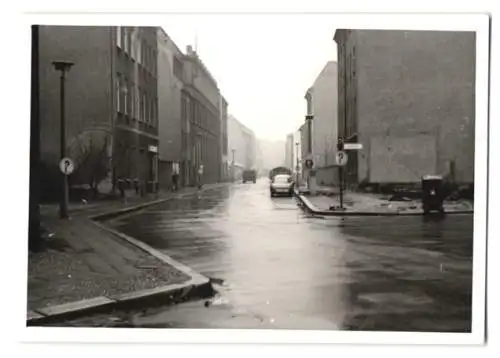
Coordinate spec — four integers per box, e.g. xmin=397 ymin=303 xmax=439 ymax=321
xmin=298 ymin=190 xmax=473 ymax=216
xmin=28 ymin=183 xmax=226 ymax=323
xmin=40 ymin=184 xmax=219 ymax=219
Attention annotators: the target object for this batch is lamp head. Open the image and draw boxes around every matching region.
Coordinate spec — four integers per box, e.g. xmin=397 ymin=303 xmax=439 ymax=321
xmin=52 ymin=61 xmax=74 ymax=71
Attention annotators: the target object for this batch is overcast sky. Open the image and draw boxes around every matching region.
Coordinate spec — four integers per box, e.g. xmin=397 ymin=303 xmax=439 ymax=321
xmin=162 ymin=14 xmax=338 ymax=142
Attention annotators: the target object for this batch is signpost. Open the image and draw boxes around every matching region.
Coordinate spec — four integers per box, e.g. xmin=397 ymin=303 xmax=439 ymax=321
xmin=59 ymin=157 xmax=75 ymax=175
xmin=335 ymin=151 xmax=348 ymax=166
xmin=335 ymin=151 xmax=347 ymax=209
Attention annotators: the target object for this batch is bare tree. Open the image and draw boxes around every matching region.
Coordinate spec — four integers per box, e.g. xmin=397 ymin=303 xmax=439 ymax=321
xmin=68 ymin=128 xmax=112 ymax=198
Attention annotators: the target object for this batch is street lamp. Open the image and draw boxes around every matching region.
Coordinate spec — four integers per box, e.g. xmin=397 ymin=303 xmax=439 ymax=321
xmin=52 ymin=60 xmax=74 ymax=219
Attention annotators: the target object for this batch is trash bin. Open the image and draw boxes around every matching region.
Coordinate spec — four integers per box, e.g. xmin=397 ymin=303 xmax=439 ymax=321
xmin=421 ymin=175 xmax=445 ymax=215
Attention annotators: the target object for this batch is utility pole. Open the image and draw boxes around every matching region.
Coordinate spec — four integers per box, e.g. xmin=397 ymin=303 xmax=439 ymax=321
xmin=337 ymin=137 xmax=344 ymax=210
xmin=53 ymin=60 xmax=74 ymax=219
xmin=29 ymin=25 xmax=40 ymax=251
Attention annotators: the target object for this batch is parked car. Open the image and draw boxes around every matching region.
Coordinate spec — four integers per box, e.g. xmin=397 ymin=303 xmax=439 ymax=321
xmin=242 ymin=170 xmax=257 ymax=183
xmin=270 ymin=174 xmax=294 ymax=197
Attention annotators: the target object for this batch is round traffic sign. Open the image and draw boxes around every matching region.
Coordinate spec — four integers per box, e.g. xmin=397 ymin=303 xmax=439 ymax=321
xmin=59 ymin=157 xmax=75 ymax=175
xmin=335 ymin=151 xmax=348 ymax=166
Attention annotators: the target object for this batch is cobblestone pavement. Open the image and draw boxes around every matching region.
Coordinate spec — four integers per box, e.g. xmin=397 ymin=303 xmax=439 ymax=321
xmin=65 ymin=179 xmax=475 ymax=332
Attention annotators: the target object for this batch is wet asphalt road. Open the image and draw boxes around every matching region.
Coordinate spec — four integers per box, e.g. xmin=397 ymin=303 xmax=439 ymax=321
xmin=71 ymin=179 xmax=473 ymax=331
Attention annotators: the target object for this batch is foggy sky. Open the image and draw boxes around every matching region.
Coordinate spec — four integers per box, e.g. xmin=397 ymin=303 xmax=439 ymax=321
xmin=162 ymin=14 xmax=338 ymax=141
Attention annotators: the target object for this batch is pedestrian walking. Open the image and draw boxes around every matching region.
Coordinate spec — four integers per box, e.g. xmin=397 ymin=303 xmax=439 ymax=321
xmin=197 ymin=164 xmax=204 ymax=189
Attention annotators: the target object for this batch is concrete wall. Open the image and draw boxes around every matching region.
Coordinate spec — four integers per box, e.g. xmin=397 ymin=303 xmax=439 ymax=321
xmin=336 ymin=29 xmax=475 ymax=185
xmin=369 ymin=135 xmax=437 ymax=183
xmin=315 ymin=166 xmax=340 ymax=186
xmin=356 ymin=30 xmax=475 ymax=185
xmin=310 ymin=61 xmax=338 ymax=168
xmin=39 ymin=26 xmax=113 ymax=166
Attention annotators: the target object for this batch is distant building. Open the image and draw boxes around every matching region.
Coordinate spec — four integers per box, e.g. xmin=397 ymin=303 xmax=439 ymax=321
xmin=334 ymin=29 xmax=475 ymax=188
xmin=306 ymin=61 xmax=338 ymax=186
xmin=38 ymin=26 xmax=159 ymax=200
xmin=285 ymin=133 xmax=294 ymax=170
xmin=257 ymin=139 xmax=286 ymax=172
xmin=292 ymin=129 xmax=302 ymax=183
xmin=228 ymin=115 xmax=256 ymax=180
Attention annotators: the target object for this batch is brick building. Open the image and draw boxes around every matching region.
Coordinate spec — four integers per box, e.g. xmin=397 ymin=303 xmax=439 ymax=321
xmin=334 ymin=29 xmax=475 ymax=189
xmin=38 ymin=26 xmax=159 ymax=200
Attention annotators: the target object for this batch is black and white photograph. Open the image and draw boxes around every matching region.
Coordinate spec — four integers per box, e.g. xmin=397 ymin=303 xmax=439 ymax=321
xmin=12 ymin=6 xmax=491 ymax=348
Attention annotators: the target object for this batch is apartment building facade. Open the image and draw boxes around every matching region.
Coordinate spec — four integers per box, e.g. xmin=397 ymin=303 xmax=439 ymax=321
xmin=334 ymin=29 xmax=476 ymax=188
xmin=181 ymin=45 xmax=222 ymax=185
xmin=38 ymin=26 xmax=159 ymax=200
xmin=220 ymin=95 xmax=229 ymax=181
xmin=157 ymin=28 xmax=185 ymax=190
xmin=306 ymin=61 xmax=338 ymax=186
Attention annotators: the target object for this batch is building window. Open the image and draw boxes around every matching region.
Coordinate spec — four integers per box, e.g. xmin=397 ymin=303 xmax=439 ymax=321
xmin=115 ymin=77 xmax=120 ymax=111
xmin=152 ymin=49 xmax=157 ymax=74
xmin=137 ymin=39 xmax=142 ymax=65
xmin=130 ymin=33 xmax=136 ymax=61
xmin=140 ymin=42 xmax=145 ymax=66
xmin=124 ymin=79 xmax=129 ymax=115
xmin=174 ymin=57 xmax=183 ymax=79
xmin=148 ymin=97 xmax=152 ymax=124
xmin=116 ymin=27 xmax=122 ymax=48
xmin=142 ymin=93 xmax=147 ymax=122
xmin=130 ymin=85 xmax=135 ymax=119
xmin=154 ymin=98 xmax=158 ymax=126
xmin=135 ymin=87 xmax=140 ymax=120
xmin=123 ymin=28 xmax=129 ymax=53
xmin=118 ymin=74 xmax=125 ymax=113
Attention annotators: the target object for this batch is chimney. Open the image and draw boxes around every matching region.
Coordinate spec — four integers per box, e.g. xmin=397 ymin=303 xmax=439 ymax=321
xmin=186 ymin=45 xmax=193 ymax=55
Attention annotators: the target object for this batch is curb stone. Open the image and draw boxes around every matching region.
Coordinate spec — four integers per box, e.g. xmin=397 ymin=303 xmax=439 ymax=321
xmin=28 ymin=185 xmax=223 ymax=325
xmin=90 ymin=184 xmax=225 ymax=222
xmin=295 ymin=191 xmax=473 ymax=217
xmin=27 ymin=279 xmax=213 ymax=326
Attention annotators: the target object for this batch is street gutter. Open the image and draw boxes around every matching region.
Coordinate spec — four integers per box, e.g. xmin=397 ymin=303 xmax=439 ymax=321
xmin=295 ymin=190 xmax=474 ymax=217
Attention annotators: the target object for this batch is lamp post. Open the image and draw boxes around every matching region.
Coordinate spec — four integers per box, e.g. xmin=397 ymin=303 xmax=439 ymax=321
xmin=305 ymin=114 xmax=314 ymax=190
xmin=295 ymin=141 xmax=300 ymax=186
xmin=53 ymin=60 xmax=74 ymax=219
